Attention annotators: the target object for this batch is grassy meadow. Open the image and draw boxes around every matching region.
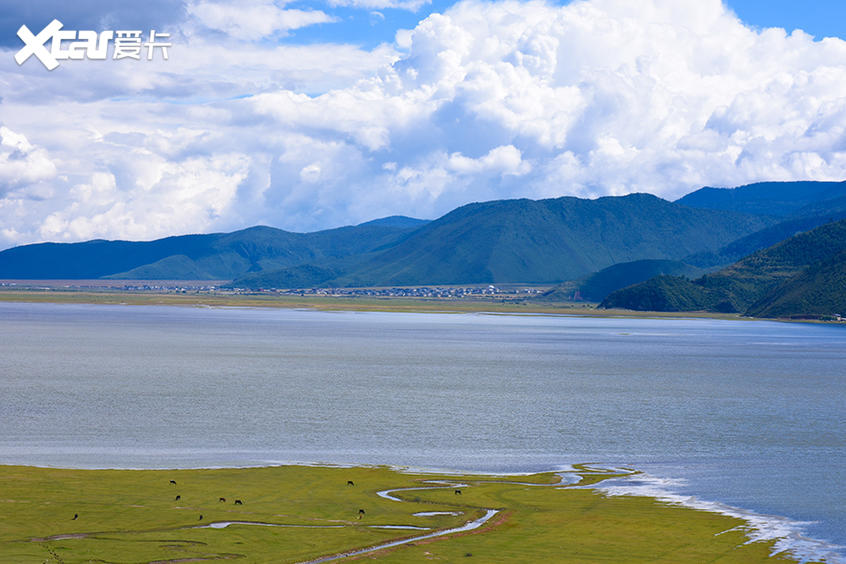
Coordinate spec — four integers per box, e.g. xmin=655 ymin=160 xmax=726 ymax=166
xmin=0 ymin=464 xmax=803 ymax=563
xmin=0 ymin=288 xmax=748 ymax=320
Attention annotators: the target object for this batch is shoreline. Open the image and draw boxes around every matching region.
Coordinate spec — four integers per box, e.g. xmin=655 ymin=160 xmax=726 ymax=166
xmin=589 ymin=471 xmax=844 ymax=564
xmin=1 ymin=298 xmax=842 ymax=561
xmin=1 ymin=286 xmax=843 ymax=325
xmin=1 ymin=461 xmax=841 ymax=563
xmin=0 ymin=287 xmax=770 ymax=321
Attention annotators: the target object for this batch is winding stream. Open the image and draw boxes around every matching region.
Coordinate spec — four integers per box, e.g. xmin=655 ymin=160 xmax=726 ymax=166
xmin=297 ymin=471 xmax=592 ymax=563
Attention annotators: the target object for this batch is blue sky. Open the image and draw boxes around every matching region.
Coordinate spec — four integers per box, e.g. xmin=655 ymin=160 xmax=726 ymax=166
xmin=725 ymin=0 xmax=846 ymax=40
xmin=285 ymin=0 xmax=846 ymax=47
xmin=1 ymin=0 xmax=846 ymax=247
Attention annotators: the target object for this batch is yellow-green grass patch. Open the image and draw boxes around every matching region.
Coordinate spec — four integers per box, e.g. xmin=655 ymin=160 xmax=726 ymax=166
xmin=0 ymin=464 xmax=806 ymax=563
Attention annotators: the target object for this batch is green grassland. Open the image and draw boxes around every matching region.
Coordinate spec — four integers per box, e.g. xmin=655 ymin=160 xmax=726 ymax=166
xmin=0 ymin=464 xmax=803 ymax=563
xmin=0 ymin=289 xmax=747 ymax=320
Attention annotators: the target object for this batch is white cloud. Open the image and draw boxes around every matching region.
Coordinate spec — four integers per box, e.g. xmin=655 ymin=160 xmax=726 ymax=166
xmin=37 ymin=154 xmax=249 ymax=242
xmin=3 ymin=0 xmax=846 ymax=248
xmin=328 ymin=0 xmax=431 ymax=13
xmin=0 ymin=126 xmax=57 ymax=191
xmin=188 ymin=0 xmax=335 ymax=39
xmin=299 ymin=163 xmax=322 ymax=183
xmin=447 ymin=145 xmax=530 ymax=175
xmin=242 ymin=0 xmax=846 ymax=218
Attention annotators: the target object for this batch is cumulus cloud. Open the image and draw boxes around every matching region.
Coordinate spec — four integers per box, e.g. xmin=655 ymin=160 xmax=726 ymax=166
xmin=188 ymin=0 xmax=335 ymax=40
xmin=0 ymin=24 xmax=396 ymax=107
xmin=37 ymin=154 xmax=249 ymax=242
xmin=447 ymin=145 xmax=530 ymax=175
xmin=2 ymin=0 xmax=846 ymax=248
xmin=0 ymin=126 xmax=56 ymax=192
xmin=245 ymin=0 xmax=846 ymax=211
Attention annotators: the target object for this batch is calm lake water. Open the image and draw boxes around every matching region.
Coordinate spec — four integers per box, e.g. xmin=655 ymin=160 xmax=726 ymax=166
xmin=0 ymin=302 xmax=844 ymax=560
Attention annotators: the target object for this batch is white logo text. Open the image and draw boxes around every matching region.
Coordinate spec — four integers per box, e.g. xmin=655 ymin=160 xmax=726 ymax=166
xmin=15 ymin=19 xmax=171 ymax=70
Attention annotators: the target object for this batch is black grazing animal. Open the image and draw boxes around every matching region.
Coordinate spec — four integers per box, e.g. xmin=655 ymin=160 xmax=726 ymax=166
xmin=234 ymin=499 xmax=243 ymax=505
xmin=347 ymin=480 xmax=355 ymax=486
xmin=170 ymin=480 xmax=177 ymax=485
xmin=219 ymin=497 xmax=226 ymax=502
xmin=175 ymin=495 xmax=181 ymax=501
xmin=72 ymin=513 xmax=78 ymax=520
xmin=454 ymin=489 xmax=462 ymax=495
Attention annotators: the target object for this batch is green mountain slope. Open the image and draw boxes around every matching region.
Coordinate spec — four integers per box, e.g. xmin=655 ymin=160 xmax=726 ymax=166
xmin=0 ymin=220 xmax=426 ymax=280
xmin=598 ymin=274 xmax=723 ymax=312
xmin=0 ymin=234 xmax=219 ymax=279
xmin=600 ymin=219 xmax=846 ymax=317
xmin=567 ymin=259 xmax=703 ymax=302
xmin=6 ymin=181 xmax=845 ymax=285
xmin=745 ymin=250 xmax=846 ymax=318
xmin=684 ymin=209 xmax=846 ymax=268
xmin=356 ymin=216 xmax=431 ymax=228
xmin=676 ymin=180 xmax=846 ymax=217
xmin=235 ymin=193 xmax=772 ymax=288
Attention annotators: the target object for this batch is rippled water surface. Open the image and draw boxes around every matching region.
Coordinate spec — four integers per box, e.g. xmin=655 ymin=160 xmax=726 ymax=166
xmin=0 ymin=302 xmax=844 ymax=558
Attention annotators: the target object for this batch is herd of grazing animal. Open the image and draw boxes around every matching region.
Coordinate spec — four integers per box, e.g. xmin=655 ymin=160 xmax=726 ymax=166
xmin=68 ymin=477 xmax=429 ymax=524
xmin=168 ymin=478 xmax=243 ymax=506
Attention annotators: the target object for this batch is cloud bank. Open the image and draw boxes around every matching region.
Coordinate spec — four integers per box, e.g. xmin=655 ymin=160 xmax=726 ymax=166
xmin=1 ymin=0 xmax=846 ymax=248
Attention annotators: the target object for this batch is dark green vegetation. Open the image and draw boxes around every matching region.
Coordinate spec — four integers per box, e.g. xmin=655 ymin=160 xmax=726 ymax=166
xmin=601 ymin=220 xmax=846 ymax=318
xmin=746 ymin=249 xmax=846 ymax=318
xmin=0 ymin=465 xmax=800 ymax=563
xmin=540 ymin=259 xmax=703 ymax=302
xmin=600 ymin=274 xmax=725 ymax=312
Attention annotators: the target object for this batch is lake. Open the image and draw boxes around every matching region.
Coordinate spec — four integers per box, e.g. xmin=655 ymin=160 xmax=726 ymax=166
xmin=0 ymin=302 xmax=843 ymax=561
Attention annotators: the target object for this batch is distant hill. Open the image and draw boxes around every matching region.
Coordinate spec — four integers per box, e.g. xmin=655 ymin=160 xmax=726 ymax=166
xmin=537 ymin=180 xmax=846 ymax=301
xmin=746 ymin=250 xmax=846 ymax=318
xmin=232 ymin=193 xmax=772 ymax=288
xmin=0 ymin=234 xmax=219 ymax=279
xmin=7 ymin=180 xmax=845 ymax=288
xmin=220 ymin=261 xmax=352 ymax=290
xmin=600 ymin=219 xmax=846 ymax=318
xmin=357 ymin=216 xmax=430 ymax=229
xmin=541 ymin=259 xmax=703 ymax=302
xmin=684 ymin=209 xmax=846 ymax=269
xmin=598 ymin=274 xmax=723 ymax=312
xmin=676 ymin=180 xmax=846 ymax=217
xmin=0 ymin=222 xmax=422 ymax=280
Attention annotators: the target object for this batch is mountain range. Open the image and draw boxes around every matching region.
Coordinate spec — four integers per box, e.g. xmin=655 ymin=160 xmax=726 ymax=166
xmin=675 ymin=181 xmax=846 ymax=217
xmin=0 ymin=192 xmax=773 ymax=286
xmin=0 ymin=217 xmax=428 ymax=280
xmin=599 ymin=218 xmax=846 ymax=319
xmin=234 ymin=193 xmax=772 ymax=288
xmin=1 ymin=180 xmax=845 ymax=319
